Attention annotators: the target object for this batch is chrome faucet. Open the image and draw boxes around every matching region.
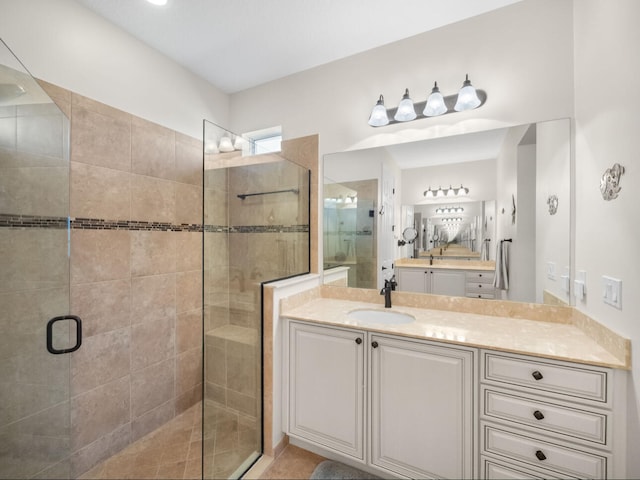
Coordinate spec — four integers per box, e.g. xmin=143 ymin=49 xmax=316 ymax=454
xmin=380 ymin=276 xmax=397 ymax=308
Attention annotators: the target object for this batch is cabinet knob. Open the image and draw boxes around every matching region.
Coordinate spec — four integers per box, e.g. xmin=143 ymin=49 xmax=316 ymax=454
xmin=532 ymin=370 xmax=544 ymax=381
xmin=355 ymin=337 xmax=362 ymax=345
xmin=479 ymin=273 xmax=483 ymax=277
xmin=478 ymin=284 xmax=482 ymax=288
xmin=533 ymin=410 xmax=545 ymax=420
xmin=535 ymin=450 xmax=547 ymax=461
xmin=371 ymin=341 xmax=379 ymax=348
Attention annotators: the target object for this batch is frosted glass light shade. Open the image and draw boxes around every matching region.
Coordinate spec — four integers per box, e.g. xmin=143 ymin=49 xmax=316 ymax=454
xmin=219 ymin=136 xmax=234 ymax=152
xmin=394 ymin=88 xmax=417 ymax=122
xmin=454 ymin=74 xmax=481 ymax=111
xmin=423 ymin=82 xmax=447 ymax=117
xmin=368 ymin=95 xmax=389 ymax=127
xmin=146 ymin=0 xmax=168 ymax=5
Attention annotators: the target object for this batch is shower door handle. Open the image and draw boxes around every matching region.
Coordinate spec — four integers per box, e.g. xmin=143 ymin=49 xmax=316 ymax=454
xmin=46 ymin=315 xmax=82 ymax=354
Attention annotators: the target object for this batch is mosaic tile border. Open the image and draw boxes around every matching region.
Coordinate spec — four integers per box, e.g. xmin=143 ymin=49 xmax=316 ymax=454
xmin=1 ymin=214 xmax=309 ymax=234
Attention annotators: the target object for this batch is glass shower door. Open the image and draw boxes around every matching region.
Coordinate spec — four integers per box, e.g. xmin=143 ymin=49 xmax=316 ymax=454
xmin=0 ymin=39 xmax=74 ymax=479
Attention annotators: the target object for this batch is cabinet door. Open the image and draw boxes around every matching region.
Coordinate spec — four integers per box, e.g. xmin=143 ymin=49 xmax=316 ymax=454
xmin=288 ymin=322 xmax=365 ymax=459
xmin=431 ymin=269 xmax=467 ymax=296
xmin=370 ymin=335 xmax=475 ymax=479
xmin=396 ymin=268 xmax=428 ymax=293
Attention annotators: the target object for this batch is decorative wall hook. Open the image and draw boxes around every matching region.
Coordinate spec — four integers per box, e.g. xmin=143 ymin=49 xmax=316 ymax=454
xmin=547 ymin=195 xmax=559 ymax=215
xmin=600 ymin=163 xmax=625 ymax=200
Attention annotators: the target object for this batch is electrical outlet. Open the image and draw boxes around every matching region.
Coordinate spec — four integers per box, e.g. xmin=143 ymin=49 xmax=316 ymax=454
xmin=602 ymin=276 xmax=622 ymax=309
xmin=546 ymin=262 xmax=556 ymax=280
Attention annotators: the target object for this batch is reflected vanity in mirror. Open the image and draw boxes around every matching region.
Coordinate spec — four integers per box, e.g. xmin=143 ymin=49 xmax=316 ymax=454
xmin=323 ymin=118 xmax=572 ymax=306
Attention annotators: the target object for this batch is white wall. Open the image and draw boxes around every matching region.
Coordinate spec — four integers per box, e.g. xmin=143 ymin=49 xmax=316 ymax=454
xmin=536 ymin=119 xmax=572 ymax=304
xmin=0 ymin=0 xmax=229 ymax=139
xmin=573 ymin=1 xmax=640 ymax=475
xmin=229 ymin=0 xmax=575 ymax=157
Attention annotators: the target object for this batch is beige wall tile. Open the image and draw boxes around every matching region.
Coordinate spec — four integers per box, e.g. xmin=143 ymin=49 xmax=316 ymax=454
xmin=227 ymin=342 xmax=256 ymax=397
xmin=130 ymin=273 xmax=175 ymax=326
xmin=71 ymin=162 xmax=130 ymax=220
xmin=130 ymin=358 xmax=175 ymax=418
xmin=131 ymin=175 xmax=175 ymax=223
xmin=176 ymin=308 xmax=202 ymax=353
xmin=0 ymin=165 xmax=68 ymax=217
xmin=71 ymin=101 xmax=131 ymax=172
xmin=0 ymin=230 xmax=68 ymax=293
xmin=71 ymin=376 xmax=130 ymax=451
xmin=71 ymin=328 xmax=130 ymax=396
xmin=176 ymin=133 xmax=203 ymax=186
xmin=131 ymin=400 xmax=175 ymax=443
xmin=226 ymin=389 xmax=257 ymax=417
xmin=175 ymin=182 xmax=202 ymax=225
xmin=70 ymin=423 xmax=131 ymax=479
xmin=175 ymin=384 xmax=202 ymax=415
xmin=176 ymin=270 xmax=202 ymax=314
xmin=204 ymin=187 xmax=228 ymax=226
xmin=70 ymin=279 xmax=131 ymax=338
xmin=131 ymin=231 xmax=176 ymax=277
xmin=176 ymin=232 xmax=202 ymax=272
xmin=130 ymin=315 xmax=175 ymax=373
xmin=131 ymin=117 xmax=175 ymax=180
xmin=71 ymin=230 xmax=130 ymax=285
xmin=176 ymin=347 xmax=202 ymax=396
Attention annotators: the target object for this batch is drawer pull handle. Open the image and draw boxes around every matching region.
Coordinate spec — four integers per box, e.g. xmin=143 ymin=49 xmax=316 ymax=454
xmin=532 ymin=370 xmax=544 ymax=380
xmin=533 ymin=410 xmax=545 ymax=420
xmin=372 ymin=341 xmax=379 ymax=348
xmin=535 ymin=450 xmax=547 ymax=461
xmin=355 ymin=337 xmax=362 ymax=345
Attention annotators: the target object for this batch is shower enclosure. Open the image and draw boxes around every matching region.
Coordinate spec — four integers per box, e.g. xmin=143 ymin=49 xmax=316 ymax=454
xmin=0 ymin=40 xmax=74 ymax=479
xmin=202 ymin=121 xmax=310 ymax=478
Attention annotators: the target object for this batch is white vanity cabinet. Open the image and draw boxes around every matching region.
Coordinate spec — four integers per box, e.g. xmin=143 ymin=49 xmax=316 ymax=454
xmin=287 ymin=321 xmax=365 ymax=459
xmin=395 ymin=266 xmax=467 ymax=296
xmin=285 ymin=319 xmax=477 ymax=478
xmin=479 ymin=350 xmax=626 ymax=479
xmin=370 ymin=334 xmax=476 ymax=479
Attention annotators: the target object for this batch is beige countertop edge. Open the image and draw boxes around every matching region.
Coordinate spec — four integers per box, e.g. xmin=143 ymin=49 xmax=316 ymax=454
xmin=395 ymin=263 xmax=495 ymax=271
xmin=281 ymin=295 xmax=630 ymax=371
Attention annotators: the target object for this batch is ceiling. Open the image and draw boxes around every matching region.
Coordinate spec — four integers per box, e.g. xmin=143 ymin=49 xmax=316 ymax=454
xmin=74 ymin=0 xmax=521 ymax=94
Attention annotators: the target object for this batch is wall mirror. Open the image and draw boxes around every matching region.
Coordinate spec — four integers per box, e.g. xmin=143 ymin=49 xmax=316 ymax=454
xmin=323 ymin=118 xmax=572 ymax=306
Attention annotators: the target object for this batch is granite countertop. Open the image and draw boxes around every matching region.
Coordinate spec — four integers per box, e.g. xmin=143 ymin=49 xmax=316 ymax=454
xmin=281 ymin=296 xmax=628 ymax=369
xmin=395 ymin=258 xmax=496 ymax=271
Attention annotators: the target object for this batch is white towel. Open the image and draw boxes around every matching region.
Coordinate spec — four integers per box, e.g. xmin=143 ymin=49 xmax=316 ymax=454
xmin=493 ymin=241 xmax=510 ymax=290
xmin=480 ymin=240 xmax=490 ymax=261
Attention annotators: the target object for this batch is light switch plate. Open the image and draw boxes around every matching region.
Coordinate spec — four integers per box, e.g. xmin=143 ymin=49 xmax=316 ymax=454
xmin=602 ymin=276 xmax=622 ymax=309
xmin=547 ymin=262 xmax=556 ymax=280
xmin=574 ymin=270 xmax=587 ymax=300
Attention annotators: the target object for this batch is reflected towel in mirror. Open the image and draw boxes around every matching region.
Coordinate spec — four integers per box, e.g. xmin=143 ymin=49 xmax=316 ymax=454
xmin=493 ymin=241 xmax=509 ymax=290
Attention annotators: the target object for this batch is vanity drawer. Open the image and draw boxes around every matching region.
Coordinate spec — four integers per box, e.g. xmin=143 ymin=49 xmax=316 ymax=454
xmin=482 ymin=423 xmax=608 ymax=479
xmin=467 ymin=292 xmax=495 ymax=299
xmin=482 ymin=456 xmax=564 ymax=479
xmin=483 ymin=352 xmax=608 ymax=404
xmin=483 ymin=388 xmax=608 ymax=445
xmin=466 ymin=283 xmax=495 ymax=294
xmin=466 ymin=271 xmax=494 ymax=283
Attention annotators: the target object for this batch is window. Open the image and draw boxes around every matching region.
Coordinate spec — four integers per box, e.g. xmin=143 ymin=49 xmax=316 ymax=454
xmin=244 ymin=126 xmax=282 ymax=155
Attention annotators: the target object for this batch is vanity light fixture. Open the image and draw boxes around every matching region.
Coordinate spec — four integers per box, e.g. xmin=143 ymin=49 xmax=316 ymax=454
xmin=218 ymin=136 xmax=234 ymax=152
xmin=368 ymin=74 xmax=486 ymax=127
xmin=423 ymin=185 xmax=470 ymax=198
xmin=368 ymin=95 xmax=389 ymax=127
xmin=394 ymin=89 xmax=417 ymax=122
xmin=146 ymin=0 xmax=168 ymax=5
xmin=435 ymin=206 xmax=464 ymax=215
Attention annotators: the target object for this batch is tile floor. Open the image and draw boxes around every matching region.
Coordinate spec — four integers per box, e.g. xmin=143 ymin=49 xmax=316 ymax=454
xmin=79 ymin=401 xmax=320 ymax=480
xmin=258 ymin=445 xmax=325 ymax=480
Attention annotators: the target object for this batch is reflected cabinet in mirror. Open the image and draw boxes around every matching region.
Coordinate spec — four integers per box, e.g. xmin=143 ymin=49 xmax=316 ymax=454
xmin=323 ymin=118 xmax=571 ymax=306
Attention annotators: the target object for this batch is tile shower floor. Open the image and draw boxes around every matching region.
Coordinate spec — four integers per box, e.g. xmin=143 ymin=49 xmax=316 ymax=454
xmin=80 ymin=400 xmax=259 ymax=479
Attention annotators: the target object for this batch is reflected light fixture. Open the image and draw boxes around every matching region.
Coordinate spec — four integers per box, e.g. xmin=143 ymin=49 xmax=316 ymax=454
xmin=368 ymin=74 xmax=486 ymax=127
xmin=146 ymin=0 xmax=168 ymax=5
xmin=218 ymin=136 xmax=234 ymax=152
xmin=454 ymin=74 xmax=481 ymax=112
xmin=424 ymin=185 xmax=470 ymax=198
xmin=368 ymin=95 xmax=389 ymax=127
xmin=394 ymin=89 xmax=417 ymax=122
xmin=423 ymin=82 xmax=447 ymax=117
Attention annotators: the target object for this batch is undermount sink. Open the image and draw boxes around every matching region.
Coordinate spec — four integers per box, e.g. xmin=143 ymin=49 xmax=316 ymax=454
xmin=347 ymin=309 xmax=415 ymax=325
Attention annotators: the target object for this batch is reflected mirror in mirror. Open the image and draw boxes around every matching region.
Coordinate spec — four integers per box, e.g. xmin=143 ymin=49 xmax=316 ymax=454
xmin=323 ymin=118 xmax=571 ymax=306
